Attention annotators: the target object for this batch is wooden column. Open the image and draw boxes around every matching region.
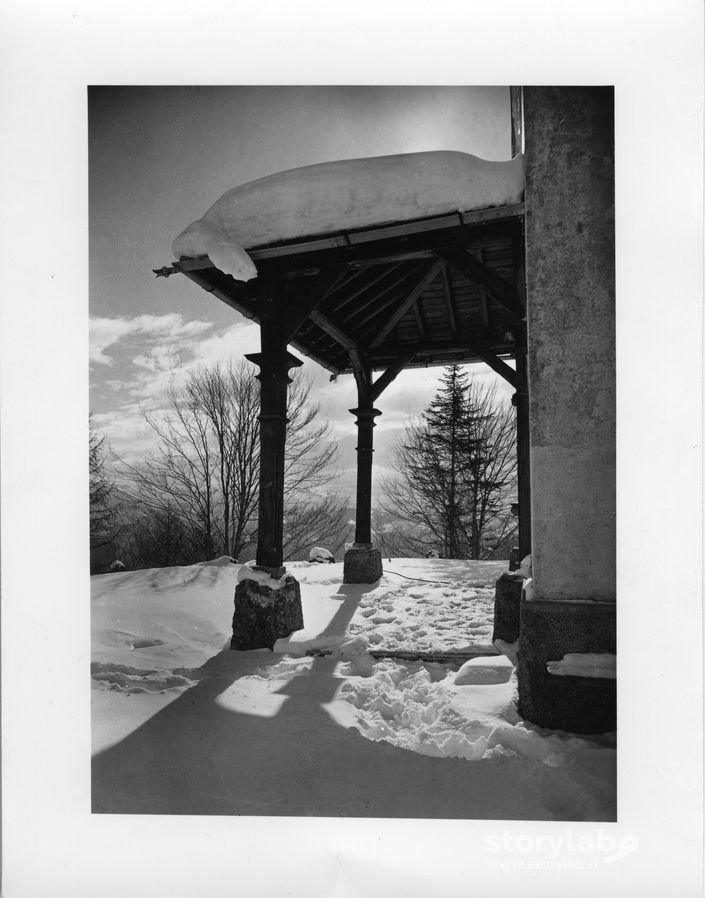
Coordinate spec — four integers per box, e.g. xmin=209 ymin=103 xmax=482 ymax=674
xmin=344 ymin=352 xmax=411 ymax=584
xmin=350 ymin=391 xmax=381 ymax=547
xmin=245 ymin=283 xmax=302 ymax=576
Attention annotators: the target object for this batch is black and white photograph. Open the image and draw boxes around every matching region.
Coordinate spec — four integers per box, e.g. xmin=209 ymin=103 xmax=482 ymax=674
xmin=88 ymin=84 xmax=617 ymax=820
xmin=2 ymin=2 xmax=702 ymax=897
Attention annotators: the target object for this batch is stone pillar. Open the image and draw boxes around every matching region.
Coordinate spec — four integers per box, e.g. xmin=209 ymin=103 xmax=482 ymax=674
xmin=343 ymin=390 xmax=383 ymax=584
xmin=232 ymin=283 xmax=304 ymax=650
xmin=513 ymin=342 xmax=531 ymax=560
xmin=518 ymin=87 xmax=616 ymax=732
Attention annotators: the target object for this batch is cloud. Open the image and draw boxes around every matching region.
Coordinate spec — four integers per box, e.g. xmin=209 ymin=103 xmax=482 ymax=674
xmin=117 ymin=320 xmax=261 ymax=408
xmin=89 ymin=313 xmax=214 ymax=366
xmin=90 ymin=312 xmax=515 ymax=501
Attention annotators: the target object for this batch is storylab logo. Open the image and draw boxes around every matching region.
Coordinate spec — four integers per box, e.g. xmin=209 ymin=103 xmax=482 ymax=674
xmin=485 ymin=829 xmax=639 ymax=871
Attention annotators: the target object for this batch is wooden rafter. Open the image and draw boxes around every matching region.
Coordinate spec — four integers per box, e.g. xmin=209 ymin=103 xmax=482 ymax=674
xmin=354 ymin=289 xmax=407 ymax=331
xmin=282 ymin=265 xmax=348 ymax=341
xmin=413 ymin=302 xmax=426 ymax=340
xmin=472 ymin=247 xmax=491 ymax=330
xmin=347 ymin=347 xmax=372 ymax=393
xmin=163 ymin=209 xmax=526 ymax=377
xmin=182 ymin=269 xmax=258 ymax=321
xmin=370 ymin=351 xmax=417 ymax=402
xmin=325 ymin=263 xmax=375 ymax=298
xmin=369 ymin=261 xmax=442 ymax=350
xmin=347 ymin=250 xmax=436 ymax=268
xmin=465 ymin=340 xmax=517 ymax=387
xmin=334 ymin=262 xmax=407 ymax=314
xmin=377 ymin=341 xmax=514 ymax=365
xmin=436 ymin=246 xmax=523 ymax=320
xmin=341 ymin=264 xmax=414 ymax=327
xmin=309 ymin=308 xmax=364 ymax=354
xmin=441 ymin=265 xmax=458 ymax=337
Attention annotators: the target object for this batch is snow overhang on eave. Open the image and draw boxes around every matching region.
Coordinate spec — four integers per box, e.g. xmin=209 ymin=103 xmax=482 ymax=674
xmin=154 ymin=202 xmax=525 ymax=378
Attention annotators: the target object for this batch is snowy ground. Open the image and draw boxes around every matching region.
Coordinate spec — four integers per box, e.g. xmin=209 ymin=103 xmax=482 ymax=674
xmin=91 ymin=557 xmax=616 ymax=819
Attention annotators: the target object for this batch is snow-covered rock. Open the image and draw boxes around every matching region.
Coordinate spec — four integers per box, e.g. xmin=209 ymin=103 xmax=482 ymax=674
xmin=516 ymin=553 xmax=532 ymax=577
xmin=173 ymin=151 xmax=524 ymax=281
xmin=237 ymin=561 xmax=286 ymax=589
xmin=309 ymin=546 xmax=335 ymax=563
xmin=493 ymin=637 xmax=519 ymax=666
xmin=547 ymin=653 xmax=617 ymax=679
xmin=454 ymin=654 xmax=514 ymax=686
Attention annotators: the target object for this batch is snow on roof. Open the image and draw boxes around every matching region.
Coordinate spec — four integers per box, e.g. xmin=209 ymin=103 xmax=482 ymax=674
xmin=172 ymin=151 xmax=524 ymax=282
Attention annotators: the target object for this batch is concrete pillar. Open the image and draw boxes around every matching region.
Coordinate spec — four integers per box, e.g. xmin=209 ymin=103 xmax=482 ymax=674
xmin=518 ymin=87 xmax=616 ymax=732
xmin=513 ymin=343 xmax=531 ymax=559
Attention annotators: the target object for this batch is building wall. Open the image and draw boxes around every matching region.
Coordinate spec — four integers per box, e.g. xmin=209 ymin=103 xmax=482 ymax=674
xmin=523 ymin=86 xmax=616 ymax=602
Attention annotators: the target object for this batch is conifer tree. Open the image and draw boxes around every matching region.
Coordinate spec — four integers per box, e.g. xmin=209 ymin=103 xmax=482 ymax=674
xmin=383 ymin=366 xmax=517 ymax=559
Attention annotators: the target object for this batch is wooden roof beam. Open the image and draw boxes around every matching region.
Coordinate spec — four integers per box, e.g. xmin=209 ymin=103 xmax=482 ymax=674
xmin=334 ymin=262 xmax=407 ymax=313
xmin=370 ymin=351 xmax=417 ymax=402
xmin=282 ymin=265 xmax=349 ymax=341
xmin=472 ymin=247 xmax=491 ymax=330
xmin=308 ymin=308 xmax=365 ymax=355
xmin=435 ymin=247 xmax=523 ymax=321
xmin=354 ymin=289 xmax=407 ymax=332
xmin=369 ymin=261 xmax=443 ymax=350
xmin=342 ymin=264 xmax=420 ymax=327
xmin=441 ymin=265 xmax=458 ymax=338
xmin=465 ymin=340 xmax=518 ymax=387
xmin=182 ymin=270 xmax=259 ymax=320
xmin=413 ymin=303 xmax=426 ymax=340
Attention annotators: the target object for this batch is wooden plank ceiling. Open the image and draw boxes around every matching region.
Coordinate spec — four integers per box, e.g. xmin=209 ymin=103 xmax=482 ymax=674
xmin=158 ymin=203 xmax=526 ymax=383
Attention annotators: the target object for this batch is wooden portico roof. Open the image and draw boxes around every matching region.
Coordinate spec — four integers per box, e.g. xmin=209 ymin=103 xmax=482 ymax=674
xmin=156 ymin=202 xmax=526 ymax=387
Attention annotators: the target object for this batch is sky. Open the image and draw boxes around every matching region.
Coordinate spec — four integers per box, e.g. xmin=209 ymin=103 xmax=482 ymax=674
xmin=88 ymin=86 xmax=516 ymax=497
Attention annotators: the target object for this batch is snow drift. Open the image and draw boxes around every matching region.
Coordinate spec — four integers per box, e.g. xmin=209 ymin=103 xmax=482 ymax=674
xmin=172 ymin=151 xmax=524 ymax=281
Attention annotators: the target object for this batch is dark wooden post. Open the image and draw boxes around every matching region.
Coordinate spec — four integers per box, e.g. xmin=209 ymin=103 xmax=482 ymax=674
xmin=232 ymin=281 xmax=304 ymax=651
xmin=343 ymin=354 xmax=384 ymax=583
xmin=245 ymin=282 xmax=302 ymax=577
xmin=350 ymin=396 xmax=381 ymax=547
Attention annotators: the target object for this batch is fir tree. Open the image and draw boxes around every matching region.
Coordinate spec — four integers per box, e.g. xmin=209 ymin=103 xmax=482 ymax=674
xmin=383 ymin=366 xmax=517 ymax=559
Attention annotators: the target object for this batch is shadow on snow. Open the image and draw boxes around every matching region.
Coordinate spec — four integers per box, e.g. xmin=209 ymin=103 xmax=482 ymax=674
xmin=92 ymin=581 xmax=614 ymax=820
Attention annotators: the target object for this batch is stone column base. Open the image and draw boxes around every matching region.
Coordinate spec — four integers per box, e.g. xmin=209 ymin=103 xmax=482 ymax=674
xmin=343 ymin=546 xmax=383 ymax=584
xmin=231 ymin=574 xmax=303 ymax=651
xmin=517 ymin=598 xmax=616 ymax=734
xmin=492 ymin=573 xmax=524 ymax=643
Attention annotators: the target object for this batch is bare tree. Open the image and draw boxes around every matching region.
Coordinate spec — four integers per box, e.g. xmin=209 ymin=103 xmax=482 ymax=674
xmin=114 ymin=499 xmax=194 ymax=569
xmin=90 ymin=423 xmax=120 ymax=559
xmin=381 ymin=367 xmax=517 ymax=559
xmin=371 ymin=509 xmax=420 ymax=558
xmin=122 ymin=360 xmax=345 ymax=565
xmin=282 ymin=495 xmax=352 ymax=561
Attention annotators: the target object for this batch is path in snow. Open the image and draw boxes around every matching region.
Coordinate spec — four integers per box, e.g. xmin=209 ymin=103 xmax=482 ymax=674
xmin=345 ymin=559 xmax=505 ymax=654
